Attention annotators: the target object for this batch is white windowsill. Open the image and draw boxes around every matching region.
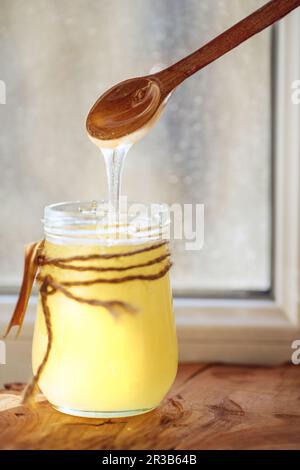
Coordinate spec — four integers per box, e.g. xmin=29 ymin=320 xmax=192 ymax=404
xmin=1 ymin=294 xmax=299 ymax=389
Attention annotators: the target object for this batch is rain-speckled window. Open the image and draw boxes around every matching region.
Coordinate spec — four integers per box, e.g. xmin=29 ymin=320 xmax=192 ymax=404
xmin=0 ymin=0 xmax=272 ymax=295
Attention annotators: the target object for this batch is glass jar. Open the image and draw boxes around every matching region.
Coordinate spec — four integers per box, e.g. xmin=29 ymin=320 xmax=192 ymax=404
xmin=32 ymin=200 xmax=178 ymax=418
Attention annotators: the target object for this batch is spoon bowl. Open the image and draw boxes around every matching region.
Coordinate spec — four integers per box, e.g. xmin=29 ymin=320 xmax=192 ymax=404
xmin=86 ymin=76 xmax=166 ymax=148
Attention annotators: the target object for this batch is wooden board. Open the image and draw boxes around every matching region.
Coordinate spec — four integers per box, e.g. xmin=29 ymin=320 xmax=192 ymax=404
xmin=0 ymin=363 xmax=300 ymax=450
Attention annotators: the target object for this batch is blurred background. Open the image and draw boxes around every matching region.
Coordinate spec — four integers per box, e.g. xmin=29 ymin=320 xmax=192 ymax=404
xmin=0 ymin=0 xmax=271 ymax=296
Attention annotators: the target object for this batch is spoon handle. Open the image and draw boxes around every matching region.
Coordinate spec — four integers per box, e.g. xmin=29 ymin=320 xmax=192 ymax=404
xmin=155 ymin=0 xmax=300 ymax=94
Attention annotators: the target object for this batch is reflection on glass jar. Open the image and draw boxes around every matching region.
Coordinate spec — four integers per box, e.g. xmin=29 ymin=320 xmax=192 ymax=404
xmin=32 ymin=201 xmax=178 ymax=418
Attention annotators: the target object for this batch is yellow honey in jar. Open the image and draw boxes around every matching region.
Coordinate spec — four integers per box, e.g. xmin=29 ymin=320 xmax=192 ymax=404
xmin=32 ymin=201 xmax=178 ymax=417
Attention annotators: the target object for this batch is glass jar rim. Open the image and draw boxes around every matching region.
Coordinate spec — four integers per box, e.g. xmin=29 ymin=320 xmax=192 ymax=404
xmin=43 ymin=200 xmax=170 ymax=245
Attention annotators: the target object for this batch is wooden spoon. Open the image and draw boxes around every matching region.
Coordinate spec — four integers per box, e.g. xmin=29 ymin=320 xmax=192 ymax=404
xmin=86 ymin=0 xmax=300 ymax=147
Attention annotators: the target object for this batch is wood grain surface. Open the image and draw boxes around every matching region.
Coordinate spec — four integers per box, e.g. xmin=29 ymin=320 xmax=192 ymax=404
xmin=0 ymin=363 xmax=300 ymax=450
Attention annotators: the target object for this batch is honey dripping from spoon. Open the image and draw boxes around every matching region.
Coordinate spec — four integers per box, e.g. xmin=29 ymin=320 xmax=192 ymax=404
xmin=86 ymin=0 xmax=300 ymax=221
xmin=86 ymin=77 xmax=169 ymax=226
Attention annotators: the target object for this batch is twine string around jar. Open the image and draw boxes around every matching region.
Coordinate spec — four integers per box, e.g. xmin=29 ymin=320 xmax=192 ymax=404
xmin=5 ymin=239 xmax=172 ymax=405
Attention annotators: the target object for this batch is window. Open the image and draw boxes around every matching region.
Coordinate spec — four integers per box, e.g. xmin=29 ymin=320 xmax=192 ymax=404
xmin=0 ymin=1 xmax=299 ymax=371
xmin=0 ymin=0 xmax=271 ymax=294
